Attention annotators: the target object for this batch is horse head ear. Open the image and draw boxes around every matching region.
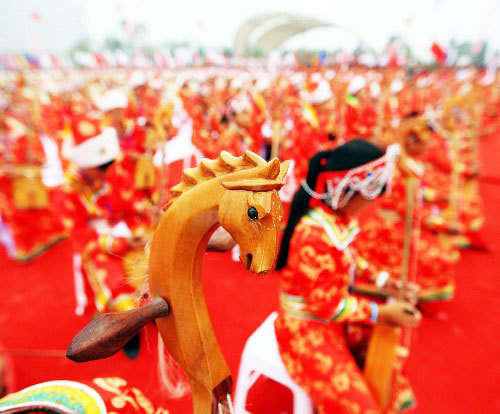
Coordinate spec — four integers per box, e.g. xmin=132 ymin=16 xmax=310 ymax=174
xmin=221 ymin=159 xmax=290 ymax=192
xmin=277 ymin=160 xmax=290 ymax=182
xmin=264 ymin=158 xmax=281 ymax=179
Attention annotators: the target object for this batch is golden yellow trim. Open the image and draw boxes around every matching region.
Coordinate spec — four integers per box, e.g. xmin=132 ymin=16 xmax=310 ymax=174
xmin=308 ymin=207 xmax=359 ymax=247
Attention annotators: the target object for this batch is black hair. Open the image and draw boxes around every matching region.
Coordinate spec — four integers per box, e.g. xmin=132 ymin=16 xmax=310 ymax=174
xmin=97 ymin=160 xmax=115 ymax=172
xmin=276 ymin=139 xmax=384 ymax=269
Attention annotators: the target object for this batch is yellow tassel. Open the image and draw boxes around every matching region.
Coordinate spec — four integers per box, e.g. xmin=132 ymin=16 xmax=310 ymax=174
xmin=12 ymin=169 xmax=48 ymax=209
xmin=134 ymin=158 xmax=156 ymax=189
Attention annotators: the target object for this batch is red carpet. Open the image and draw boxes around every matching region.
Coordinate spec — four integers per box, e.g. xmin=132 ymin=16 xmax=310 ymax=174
xmin=1 ymin=131 xmax=499 ymax=413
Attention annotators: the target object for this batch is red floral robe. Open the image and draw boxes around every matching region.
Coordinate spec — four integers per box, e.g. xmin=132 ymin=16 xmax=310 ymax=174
xmin=275 ymin=206 xmax=413 ymax=413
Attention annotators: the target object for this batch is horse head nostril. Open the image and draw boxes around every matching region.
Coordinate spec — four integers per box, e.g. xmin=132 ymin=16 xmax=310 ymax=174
xmin=246 ymin=254 xmax=253 ymax=269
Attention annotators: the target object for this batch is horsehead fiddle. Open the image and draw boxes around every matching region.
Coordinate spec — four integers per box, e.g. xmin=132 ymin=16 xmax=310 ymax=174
xmin=67 ymin=150 xmax=290 ymax=414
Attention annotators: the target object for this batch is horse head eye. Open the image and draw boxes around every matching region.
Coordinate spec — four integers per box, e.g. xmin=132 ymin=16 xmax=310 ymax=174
xmin=247 ymin=207 xmax=258 ymax=220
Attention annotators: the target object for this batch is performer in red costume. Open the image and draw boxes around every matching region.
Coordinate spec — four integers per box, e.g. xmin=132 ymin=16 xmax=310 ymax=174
xmin=98 ymin=88 xmax=162 ymax=233
xmin=0 ymin=105 xmax=66 ymax=261
xmin=126 ymin=72 xmax=158 ymax=123
xmin=56 ymin=116 xmax=147 ymax=315
xmin=281 ymin=74 xmax=336 ymax=183
xmin=344 ymin=75 xmax=371 ymax=140
xmin=275 ymin=140 xmax=421 ymax=414
xmin=228 ymin=91 xmax=267 ymax=155
xmin=355 ymin=114 xmax=458 ymax=302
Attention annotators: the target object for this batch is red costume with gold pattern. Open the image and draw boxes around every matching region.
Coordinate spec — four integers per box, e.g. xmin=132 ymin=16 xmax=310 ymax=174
xmin=0 ymin=114 xmax=66 ymax=261
xmin=423 ymin=96 xmax=486 ymax=246
xmin=98 ymin=116 xmax=159 ymax=233
xmin=275 ymin=206 xmax=413 ymax=413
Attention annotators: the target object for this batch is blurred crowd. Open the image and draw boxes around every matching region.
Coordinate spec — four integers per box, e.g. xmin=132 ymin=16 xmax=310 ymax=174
xmin=0 ymin=62 xmax=498 ymax=409
xmin=1 ymin=64 xmax=498 ymax=305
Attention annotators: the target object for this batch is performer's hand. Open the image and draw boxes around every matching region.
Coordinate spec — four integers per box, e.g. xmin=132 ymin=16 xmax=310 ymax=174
xmin=128 ymin=235 xmax=148 ymax=250
xmin=384 ymin=279 xmax=420 ymax=304
xmin=207 ymin=227 xmax=236 ymax=252
xmin=378 ymin=302 xmax=421 ymax=328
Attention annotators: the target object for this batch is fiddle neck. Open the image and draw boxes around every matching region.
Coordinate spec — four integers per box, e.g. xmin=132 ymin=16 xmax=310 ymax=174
xmin=149 ymin=183 xmax=232 ymax=414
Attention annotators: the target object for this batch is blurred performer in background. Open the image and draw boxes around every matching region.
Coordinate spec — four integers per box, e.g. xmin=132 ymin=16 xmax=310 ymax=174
xmin=56 ymin=115 xmax=147 ymax=357
xmin=355 ymin=113 xmax=458 ymax=303
xmin=126 ymin=71 xmax=158 ymax=123
xmin=280 ymin=72 xmax=337 ymax=184
xmin=344 ymin=75 xmax=371 ymax=140
xmin=424 ymin=85 xmax=486 ymax=251
xmin=0 ymin=96 xmax=66 ymax=261
xmin=275 ymin=140 xmax=421 ymax=414
xmin=98 ymin=88 xmax=158 ymax=230
xmin=100 ymin=85 xmax=159 ymax=206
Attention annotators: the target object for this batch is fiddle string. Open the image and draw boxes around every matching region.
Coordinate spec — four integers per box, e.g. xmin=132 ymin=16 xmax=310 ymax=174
xmin=227 ymin=394 xmax=234 ymax=413
xmin=217 ymin=394 xmax=234 ymax=414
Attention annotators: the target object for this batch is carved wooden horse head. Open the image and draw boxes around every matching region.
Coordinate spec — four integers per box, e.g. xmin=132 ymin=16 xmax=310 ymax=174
xmin=67 ymin=150 xmax=289 ymax=414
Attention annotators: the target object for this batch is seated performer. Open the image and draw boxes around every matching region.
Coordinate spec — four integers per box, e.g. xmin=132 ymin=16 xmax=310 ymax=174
xmin=97 ymin=88 xmax=159 ymax=231
xmin=275 ymin=140 xmax=421 ymax=413
xmin=56 ymin=115 xmax=147 ymax=357
xmin=0 ymin=103 xmax=66 ymax=261
xmin=57 ymin=114 xmax=235 ymax=318
xmin=355 ymin=113 xmax=458 ymax=303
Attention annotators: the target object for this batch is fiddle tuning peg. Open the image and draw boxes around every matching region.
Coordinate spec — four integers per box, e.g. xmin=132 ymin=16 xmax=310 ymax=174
xmin=67 ymin=297 xmax=169 ymax=362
